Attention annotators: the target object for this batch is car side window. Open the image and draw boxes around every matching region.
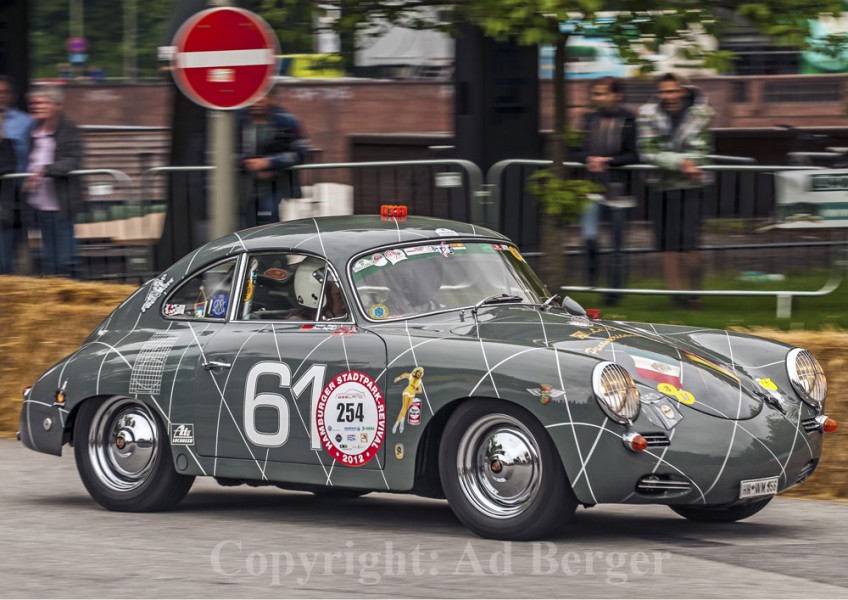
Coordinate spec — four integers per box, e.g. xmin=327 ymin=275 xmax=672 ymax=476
xmin=162 ymin=258 xmax=238 ymax=320
xmin=239 ymin=253 xmax=349 ymax=322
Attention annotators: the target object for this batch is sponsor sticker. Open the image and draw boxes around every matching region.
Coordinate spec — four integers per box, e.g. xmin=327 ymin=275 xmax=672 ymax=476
xmin=369 ymin=304 xmax=389 ymax=320
xmin=627 ymin=347 xmax=681 ymax=387
xmin=316 ymin=371 xmax=386 ymax=467
xmin=194 ymin=301 xmax=206 ymax=318
xmin=758 ymin=378 xmax=779 ymax=391
xmin=657 ymin=383 xmax=696 ymax=405
xmin=435 ymin=228 xmax=458 ymax=236
xmin=384 ymin=249 xmax=407 ymax=264
xmin=641 ymin=396 xmax=684 ymax=430
xmin=372 ymin=253 xmax=388 ymax=267
xmin=171 ymin=423 xmax=195 ymax=445
xmin=404 ymin=245 xmax=439 ymax=256
xmin=163 ymin=303 xmax=186 ymax=317
xmin=352 ymin=258 xmax=374 ymax=273
xmin=141 ymin=273 xmax=174 ymax=313
xmin=392 ymin=367 xmax=425 ymax=434
xmin=527 ymin=384 xmax=567 ymax=405
xmin=210 ymin=293 xmax=229 ymax=318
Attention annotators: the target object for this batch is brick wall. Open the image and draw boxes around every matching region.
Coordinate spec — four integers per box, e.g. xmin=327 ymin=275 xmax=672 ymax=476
xmin=59 ymin=75 xmax=848 ymax=168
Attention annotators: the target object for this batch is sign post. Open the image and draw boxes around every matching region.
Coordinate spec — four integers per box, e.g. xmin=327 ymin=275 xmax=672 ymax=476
xmin=171 ymin=4 xmax=279 ymax=240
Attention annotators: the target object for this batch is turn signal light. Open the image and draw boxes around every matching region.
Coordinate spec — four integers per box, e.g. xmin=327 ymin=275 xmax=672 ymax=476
xmin=622 ymin=431 xmax=648 ymax=452
xmin=55 ymin=390 xmax=66 ymax=404
xmin=380 ymin=204 xmax=408 ymax=219
xmin=586 ymin=309 xmax=601 ymax=320
xmin=822 ymin=417 xmax=838 ymax=433
xmin=22 ymin=386 xmax=32 ymax=400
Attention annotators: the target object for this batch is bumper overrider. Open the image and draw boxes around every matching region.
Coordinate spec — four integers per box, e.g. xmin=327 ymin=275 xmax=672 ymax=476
xmin=19 ymin=387 xmax=68 ymax=457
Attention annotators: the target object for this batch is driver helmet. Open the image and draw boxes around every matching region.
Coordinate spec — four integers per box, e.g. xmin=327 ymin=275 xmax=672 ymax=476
xmin=294 ymin=257 xmax=326 ymax=309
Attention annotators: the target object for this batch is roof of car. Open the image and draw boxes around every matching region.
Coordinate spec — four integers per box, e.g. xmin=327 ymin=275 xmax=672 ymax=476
xmin=173 ymin=215 xmax=508 ymax=275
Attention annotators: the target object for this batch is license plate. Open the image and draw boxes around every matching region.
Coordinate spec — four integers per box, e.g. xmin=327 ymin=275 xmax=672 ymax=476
xmin=739 ymin=476 xmax=779 ymax=499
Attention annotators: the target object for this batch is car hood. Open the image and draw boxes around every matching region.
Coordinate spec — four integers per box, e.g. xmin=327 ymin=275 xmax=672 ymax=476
xmin=436 ymin=306 xmax=764 ymax=420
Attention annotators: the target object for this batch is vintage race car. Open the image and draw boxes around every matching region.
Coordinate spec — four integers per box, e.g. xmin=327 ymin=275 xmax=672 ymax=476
xmin=19 ymin=215 xmax=837 ymax=540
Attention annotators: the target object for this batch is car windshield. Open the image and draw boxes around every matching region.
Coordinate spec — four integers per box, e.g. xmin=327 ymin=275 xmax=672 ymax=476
xmin=350 ymin=242 xmax=550 ymax=320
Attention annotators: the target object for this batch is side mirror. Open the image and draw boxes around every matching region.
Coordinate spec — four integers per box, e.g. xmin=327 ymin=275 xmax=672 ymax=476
xmin=561 ymin=295 xmax=587 ymax=316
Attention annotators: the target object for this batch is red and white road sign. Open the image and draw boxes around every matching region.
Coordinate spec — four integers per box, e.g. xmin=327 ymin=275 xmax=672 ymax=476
xmin=172 ymin=7 xmax=280 ymax=110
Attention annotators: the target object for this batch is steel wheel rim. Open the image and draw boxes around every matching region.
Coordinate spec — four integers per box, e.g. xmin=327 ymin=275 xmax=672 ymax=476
xmin=88 ymin=398 xmax=159 ymax=492
xmin=456 ymin=413 xmax=542 ymax=519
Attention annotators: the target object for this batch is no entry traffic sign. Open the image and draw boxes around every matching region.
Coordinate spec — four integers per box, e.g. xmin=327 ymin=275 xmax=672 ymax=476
xmin=172 ymin=7 xmax=280 ymax=110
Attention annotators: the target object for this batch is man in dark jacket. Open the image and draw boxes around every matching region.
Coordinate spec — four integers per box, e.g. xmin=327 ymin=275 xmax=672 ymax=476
xmin=572 ymin=77 xmax=639 ymax=302
xmin=24 ymin=84 xmax=83 ymax=277
xmin=239 ymin=90 xmax=309 ymax=227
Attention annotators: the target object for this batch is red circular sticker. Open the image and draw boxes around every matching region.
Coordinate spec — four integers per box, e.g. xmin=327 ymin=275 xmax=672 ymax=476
xmin=317 ymin=371 xmax=386 ymax=467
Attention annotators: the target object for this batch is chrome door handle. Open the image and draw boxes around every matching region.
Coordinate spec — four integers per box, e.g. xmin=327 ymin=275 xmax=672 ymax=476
xmin=203 ymin=360 xmax=232 ymax=370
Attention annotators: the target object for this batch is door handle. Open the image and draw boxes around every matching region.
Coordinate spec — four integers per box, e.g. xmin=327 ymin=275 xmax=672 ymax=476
xmin=203 ymin=359 xmax=232 ymax=370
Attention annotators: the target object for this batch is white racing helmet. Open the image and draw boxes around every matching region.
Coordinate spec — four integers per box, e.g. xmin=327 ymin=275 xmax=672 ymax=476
xmin=294 ymin=257 xmax=326 ymax=309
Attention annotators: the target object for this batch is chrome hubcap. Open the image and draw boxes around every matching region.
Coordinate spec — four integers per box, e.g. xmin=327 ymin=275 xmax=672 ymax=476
xmin=457 ymin=413 xmax=542 ymax=519
xmin=88 ymin=398 xmax=159 ymax=492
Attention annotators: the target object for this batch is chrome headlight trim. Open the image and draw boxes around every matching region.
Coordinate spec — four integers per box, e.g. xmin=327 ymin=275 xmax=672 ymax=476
xmin=786 ymin=348 xmax=827 ymax=409
xmin=591 ymin=362 xmax=641 ymax=424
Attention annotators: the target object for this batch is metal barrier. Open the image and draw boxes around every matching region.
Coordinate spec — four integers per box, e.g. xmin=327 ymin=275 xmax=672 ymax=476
xmin=140 ymin=159 xmax=485 ymax=271
xmin=291 ymin=159 xmax=485 ymax=226
xmin=485 ymin=159 xmax=841 ymax=317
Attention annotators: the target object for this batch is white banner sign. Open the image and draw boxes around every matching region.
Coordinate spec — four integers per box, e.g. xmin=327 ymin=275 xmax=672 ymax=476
xmin=774 ymin=169 xmax=848 ymax=228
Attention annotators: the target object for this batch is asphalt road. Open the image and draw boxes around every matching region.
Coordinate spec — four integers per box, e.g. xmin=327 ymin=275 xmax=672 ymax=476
xmin=3 ymin=438 xmax=847 ymax=599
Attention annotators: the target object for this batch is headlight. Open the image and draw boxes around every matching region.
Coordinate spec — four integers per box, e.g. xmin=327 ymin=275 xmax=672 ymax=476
xmin=786 ymin=348 xmax=827 ymax=408
xmin=592 ymin=362 xmax=640 ymax=424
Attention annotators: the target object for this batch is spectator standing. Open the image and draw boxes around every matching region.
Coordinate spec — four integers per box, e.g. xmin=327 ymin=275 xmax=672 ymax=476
xmin=239 ymin=90 xmax=308 ymax=227
xmin=638 ymin=73 xmax=714 ymax=308
xmin=0 ymin=76 xmax=34 ymax=274
xmin=572 ymin=76 xmax=639 ymax=304
xmin=24 ymin=85 xmax=83 ymax=277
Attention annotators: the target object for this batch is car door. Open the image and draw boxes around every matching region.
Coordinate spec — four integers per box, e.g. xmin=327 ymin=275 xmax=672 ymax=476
xmin=193 ymin=251 xmax=389 ymax=472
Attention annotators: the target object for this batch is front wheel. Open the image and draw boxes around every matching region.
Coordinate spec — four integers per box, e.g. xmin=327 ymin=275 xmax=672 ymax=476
xmin=439 ymin=400 xmax=578 ymax=540
xmin=74 ymin=397 xmax=194 ymax=512
xmin=670 ymin=498 xmax=772 ymax=523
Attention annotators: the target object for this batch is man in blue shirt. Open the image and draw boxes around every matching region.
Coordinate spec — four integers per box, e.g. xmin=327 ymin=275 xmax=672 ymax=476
xmin=0 ymin=76 xmax=34 ymax=274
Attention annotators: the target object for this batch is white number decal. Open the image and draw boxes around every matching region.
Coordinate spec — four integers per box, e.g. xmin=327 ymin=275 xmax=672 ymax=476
xmin=244 ymin=362 xmax=327 ymax=449
xmin=244 ymin=362 xmax=291 ymax=447
xmin=290 ymin=363 xmax=327 ymax=450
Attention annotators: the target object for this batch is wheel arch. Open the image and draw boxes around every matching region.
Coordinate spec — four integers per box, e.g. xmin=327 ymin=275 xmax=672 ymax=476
xmin=411 ymin=395 xmax=575 ymax=498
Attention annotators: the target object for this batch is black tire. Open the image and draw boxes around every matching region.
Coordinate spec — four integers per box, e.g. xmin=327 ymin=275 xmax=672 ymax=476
xmin=670 ymin=497 xmax=772 ymax=523
xmin=438 ymin=399 xmax=578 ymax=540
xmin=73 ymin=397 xmax=195 ymax=512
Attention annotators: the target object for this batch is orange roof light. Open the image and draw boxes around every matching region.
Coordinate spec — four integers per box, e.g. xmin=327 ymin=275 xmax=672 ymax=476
xmin=380 ymin=205 xmax=408 ymax=219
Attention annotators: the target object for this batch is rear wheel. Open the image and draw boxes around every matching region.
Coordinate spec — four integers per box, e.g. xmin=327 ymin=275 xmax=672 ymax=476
xmin=670 ymin=498 xmax=772 ymax=523
xmin=439 ymin=400 xmax=578 ymax=540
xmin=74 ymin=397 xmax=194 ymax=512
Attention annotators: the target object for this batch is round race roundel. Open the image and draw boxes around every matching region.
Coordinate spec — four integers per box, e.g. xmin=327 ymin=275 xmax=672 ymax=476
xmin=317 ymin=371 xmax=386 ymax=467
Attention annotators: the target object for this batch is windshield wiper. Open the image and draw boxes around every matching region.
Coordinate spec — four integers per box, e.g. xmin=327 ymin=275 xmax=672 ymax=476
xmin=540 ymin=294 xmax=560 ymax=311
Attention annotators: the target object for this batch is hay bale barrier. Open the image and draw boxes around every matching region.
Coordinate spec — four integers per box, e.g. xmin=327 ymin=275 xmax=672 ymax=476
xmin=0 ymin=276 xmax=137 ymax=439
xmin=0 ymin=277 xmax=843 ymax=501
